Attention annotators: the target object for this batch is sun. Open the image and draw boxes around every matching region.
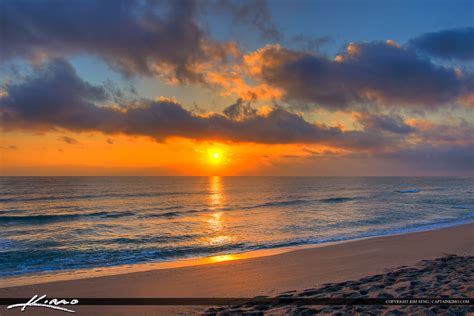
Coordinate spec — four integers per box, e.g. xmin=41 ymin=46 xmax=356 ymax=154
xmin=208 ymin=149 xmax=224 ymax=164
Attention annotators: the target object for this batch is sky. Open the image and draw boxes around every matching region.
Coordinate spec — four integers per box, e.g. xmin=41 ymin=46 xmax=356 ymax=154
xmin=1 ymin=0 xmax=473 ymax=176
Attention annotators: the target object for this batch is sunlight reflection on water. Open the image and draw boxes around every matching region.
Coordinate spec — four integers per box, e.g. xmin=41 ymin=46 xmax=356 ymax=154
xmin=206 ymin=176 xmax=232 ymax=246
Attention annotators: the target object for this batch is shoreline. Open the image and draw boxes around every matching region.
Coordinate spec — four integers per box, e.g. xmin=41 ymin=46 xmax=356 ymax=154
xmin=1 ymin=222 xmax=472 ymax=315
xmin=1 ymin=220 xmax=474 ymax=288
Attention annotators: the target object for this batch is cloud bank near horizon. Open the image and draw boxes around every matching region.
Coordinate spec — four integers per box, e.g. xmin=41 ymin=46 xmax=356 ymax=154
xmin=1 ymin=58 xmax=472 ymax=173
xmin=0 ymin=59 xmax=382 ymax=148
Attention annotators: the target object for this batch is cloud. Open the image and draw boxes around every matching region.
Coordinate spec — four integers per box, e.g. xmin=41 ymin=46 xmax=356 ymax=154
xmin=288 ymin=35 xmax=331 ymax=53
xmin=205 ymin=66 xmax=283 ymax=101
xmin=0 ymin=0 xmax=231 ymax=82
xmin=242 ymin=42 xmax=473 ymax=110
xmin=0 ymin=145 xmax=18 ymax=150
xmin=409 ymin=27 xmax=474 ymax=61
xmin=209 ymin=0 xmax=281 ymax=41
xmin=356 ymin=113 xmax=416 ymax=134
xmin=58 ymin=136 xmax=80 ymax=145
xmin=222 ymin=98 xmax=257 ymax=120
xmin=410 ymin=119 xmax=474 ymax=145
xmin=0 ymin=59 xmax=109 ymax=131
xmin=4 ymin=1 xmax=473 ymax=112
xmin=378 ymin=143 xmax=474 ymax=173
xmin=0 ymin=58 xmax=407 ymax=149
xmin=2 ymin=59 xmax=473 ymax=175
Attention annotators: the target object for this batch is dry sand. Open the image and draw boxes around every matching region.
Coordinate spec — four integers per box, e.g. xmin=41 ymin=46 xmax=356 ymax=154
xmin=205 ymin=254 xmax=473 ymax=315
xmin=1 ymin=223 xmax=473 ymax=315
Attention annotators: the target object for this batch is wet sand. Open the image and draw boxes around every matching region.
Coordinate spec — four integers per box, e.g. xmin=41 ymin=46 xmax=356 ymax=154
xmin=1 ymin=223 xmax=473 ymax=315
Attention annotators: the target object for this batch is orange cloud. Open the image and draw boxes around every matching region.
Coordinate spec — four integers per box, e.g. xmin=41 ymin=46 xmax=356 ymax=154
xmin=198 ymin=44 xmax=290 ymax=101
xmin=347 ymin=42 xmax=361 ymax=56
xmin=206 ymin=69 xmax=283 ymax=101
xmin=457 ymin=93 xmax=474 ymax=107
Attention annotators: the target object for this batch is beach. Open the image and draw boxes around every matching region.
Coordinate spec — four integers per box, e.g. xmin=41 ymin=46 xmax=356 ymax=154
xmin=1 ymin=223 xmax=473 ymax=315
xmin=207 ymin=255 xmax=473 ymax=315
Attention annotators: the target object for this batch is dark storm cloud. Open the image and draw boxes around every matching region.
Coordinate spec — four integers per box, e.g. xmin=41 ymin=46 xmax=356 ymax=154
xmin=0 ymin=59 xmax=347 ymax=145
xmin=409 ymin=27 xmax=474 ymax=61
xmin=0 ymin=0 xmax=227 ymax=82
xmin=253 ymin=42 xmax=473 ymax=110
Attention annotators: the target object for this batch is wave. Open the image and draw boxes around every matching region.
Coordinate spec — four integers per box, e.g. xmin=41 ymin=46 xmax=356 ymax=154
xmin=0 ymin=241 xmax=248 ymax=277
xmin=15 ymin=206 xmax=208 ymax=223
xmin=395 ymin=189 xmax=421 ymax=193
xmin=0 ymin=211 xmax=135 ymax=224
xmin=0 ymin=209 xmax=28 ymax=215
xmin=0 ymin=207 xmax=211 ymax=224
xmin=319 ymin=197 xmax=357 ymax=203
xmin=450 ymin=206 xmax=472 ymax=210
xmin=143 ymin=209 xmax=201 ymax=219
xmin=104 ymin=234 xmax=201 ymax=245
xmin=135 ymin=205 xmax=184 ymax=212
xmin=4 ymin=216 xmax=474 ymax=278
xmin=0 ymin=191 xmax=200 ymax=203
xmin=255 ymin=199 xmax=310 ymax=208
xmin=249 ymin=197 xmax=358 ymax=209
xmin=0 ymin=195 xmax=361 ymax=224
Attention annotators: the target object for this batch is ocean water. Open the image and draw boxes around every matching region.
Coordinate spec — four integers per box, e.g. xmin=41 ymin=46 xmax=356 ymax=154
xmin=0 ymin=176 xmax=473 ymax=278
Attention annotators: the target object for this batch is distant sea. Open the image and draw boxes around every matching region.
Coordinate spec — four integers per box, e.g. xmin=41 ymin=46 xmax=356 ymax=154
xmin=1 ymin=177 xmax=473 ymax=277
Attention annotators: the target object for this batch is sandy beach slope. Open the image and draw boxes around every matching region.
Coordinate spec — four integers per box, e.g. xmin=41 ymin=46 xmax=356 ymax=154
xmin=1 ymin=223 xmax=473 ymax=315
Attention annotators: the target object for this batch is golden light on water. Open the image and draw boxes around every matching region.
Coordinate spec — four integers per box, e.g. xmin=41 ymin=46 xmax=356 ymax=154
xmin=209 ymin=176 xmax=224 ymax=209
xmin=207 ymin=211 xmax=223 ymax=231
xmin=206 ymin=176 xmax=232 ymax=246
xmin=208 ymin=254 xmax=237 ymax=263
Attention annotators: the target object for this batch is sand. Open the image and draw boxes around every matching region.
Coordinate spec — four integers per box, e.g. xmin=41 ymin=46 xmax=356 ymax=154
xmin=205 ymin=255 xmax=474 ymax=315
xmin=1 ymin=223 xmax=473 ymax=315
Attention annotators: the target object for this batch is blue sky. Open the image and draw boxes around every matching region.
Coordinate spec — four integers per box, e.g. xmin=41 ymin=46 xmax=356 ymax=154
xmin=209 ymin=0 xmax=473 ymax=51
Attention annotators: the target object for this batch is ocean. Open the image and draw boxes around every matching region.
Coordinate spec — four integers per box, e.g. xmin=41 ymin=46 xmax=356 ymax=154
xmin=0 ymin=176 xmax=473 ymax=278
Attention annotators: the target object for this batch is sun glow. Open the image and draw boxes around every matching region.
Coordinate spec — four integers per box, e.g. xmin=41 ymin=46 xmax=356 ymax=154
xmin=209 ymin=149 xmax=224 ymax=164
